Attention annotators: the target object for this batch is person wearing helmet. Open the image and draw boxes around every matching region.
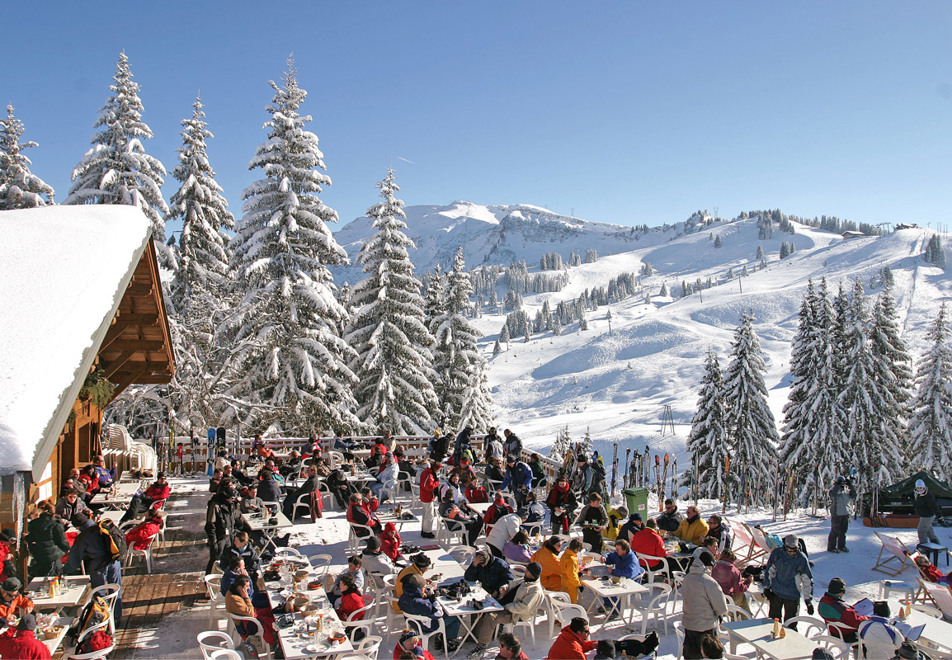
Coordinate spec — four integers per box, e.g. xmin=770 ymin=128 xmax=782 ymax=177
xmin=827 ymin=476 xmax=855 ymax=554
xmin=914 ymin=479 xmax=941 ymax=545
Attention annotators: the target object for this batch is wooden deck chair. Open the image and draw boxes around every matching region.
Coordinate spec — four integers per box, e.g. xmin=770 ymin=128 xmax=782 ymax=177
xmin=729 ymin=519 xmax=765 ymax=565
xmin=871 ymin=531 xmax=917 ymax=577
xmin=746 ymin=524 xmax=775 ymax=562
xmin=920 ymin=579 xmax=952 ymax=619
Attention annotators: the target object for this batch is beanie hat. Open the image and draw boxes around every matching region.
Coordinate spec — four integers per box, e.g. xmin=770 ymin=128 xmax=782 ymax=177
xmin=828 ymin=577 xmax=847 ymax=595
xmin=525 ymin=561 xmax=542 ymax=579
xmin=697 ymin=550 xmax=716 ymax=567
xmin=916 ymin=479 xmax=926 ymax=490
xmin=1 ymin=577 xmax=21 ymax=592
xmin=399 ymin=629 xmax=419 ymax=647
xmin=898 ymin=641 xmax=921 ymax=659
xmin=365 ymin=536 xmax=381 ymax=552
xmin=71 ymin=512 xmax=90 ymax=528
xmin=477 ymin=546 xmax=493 ymax=563
xmin=412 ymin=553 xmax=432 ymax=568
xmin=812 ymin=649 xmax=835 ymax=660
xmin=16 ymin=613 xmax=36 ymax=631
xmin=629 ymin=512 xmax=642 ymax=522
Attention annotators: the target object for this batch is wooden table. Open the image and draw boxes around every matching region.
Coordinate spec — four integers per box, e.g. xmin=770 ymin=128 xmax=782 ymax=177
xmin=27 ymin=575 xmax=91 ymax=611
xmin=243 ymin=511 xmax=293 ymax=553
xmin=723 ymin=618 xmax=816 ymax=659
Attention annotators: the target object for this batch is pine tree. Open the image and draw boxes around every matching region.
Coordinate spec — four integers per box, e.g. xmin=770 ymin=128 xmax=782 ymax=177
xmin=756 ymin=245 xmax=764 ymax=260
xmin=346 ymin=169 xmax=439 ymax=434
xmin=722 ymin=311 xmax=779 ymax=503
xmin=224 ymin=58 xmax=358 ymax=434
xmin=64 ymin=52 xmax=171 ymax=265
xmin=551 ymin=425 xmax=572 ymax=462
xmin=499 ymin=323 xmax=511 ymax=348
xmin=907 ymin=304 xmax=952 ymax=481
xmin=0 ymin=105 xmax=54 ymax=209
xmin=431 ymin=248 xmax=494 ymax=432
xmin=713 ymin=235 xmax=722 ymax=248
xmin=686 ymin=349 xmax=731 ymax=499
xmin=424 ymin=267 xmax=448 ymax=337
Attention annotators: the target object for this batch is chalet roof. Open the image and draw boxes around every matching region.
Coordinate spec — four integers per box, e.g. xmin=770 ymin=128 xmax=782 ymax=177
xmin=0 ymin=205 xmax=173 ymax=479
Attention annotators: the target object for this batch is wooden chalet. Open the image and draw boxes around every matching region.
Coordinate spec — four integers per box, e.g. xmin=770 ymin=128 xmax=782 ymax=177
xmin=0 ymin=206 xmax=174 ymax=536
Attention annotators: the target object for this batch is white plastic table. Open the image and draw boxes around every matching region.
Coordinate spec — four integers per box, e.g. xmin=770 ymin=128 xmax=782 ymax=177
xmin=243 ymin=510 xmax=293 ymax=553
xmin=437 ymin=581 xmax=503 ymax=649
xmin=27 ymin=575 xmax=91 ymax=611
xmin=580 ymin=575 xmax=647 ymax=625
xmin=723 ymin=618 xmax=815 ymax=660
xmin=265 ymin=571 xmax=355 ymax=659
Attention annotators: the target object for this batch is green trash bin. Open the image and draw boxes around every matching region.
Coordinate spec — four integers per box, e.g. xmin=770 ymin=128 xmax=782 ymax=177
xmin=623 ymin=487 xmax=649 ymax=518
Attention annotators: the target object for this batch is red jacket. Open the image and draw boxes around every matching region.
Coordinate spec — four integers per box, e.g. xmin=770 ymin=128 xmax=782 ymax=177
xmin=393 ymin=643 xmax=435 ymax=660
xmin=630 ymin=527 xmax=666 ymax=569
xmin=465 ymin=485 xmax=488 ymax=503
xmin=419 ymin=467 xmax=440 ymax=503
xmin=0 ymin=541 xmax=12 ymax=582
xmin=380 ymin=522 xmax=402 ymax=561
xmin=143 ymin=483 xmax=170 ymax=502
xmin=125 ymin=520 xmax=161 ymax=551
xmin=547 ymin=626 xmax=597 ymax=660
xmin=484 ymin=502 xmax=514 ymax=526
xmin=335 ymin=591 xmax=366 ymax=622
xmin=0 ymin=630 xmax=51 ymax=659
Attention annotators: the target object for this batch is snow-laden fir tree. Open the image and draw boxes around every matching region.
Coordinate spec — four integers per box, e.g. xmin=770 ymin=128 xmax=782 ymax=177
xmin=686 ymin=349 xmax=732 ymax=499
xmin=224 ymin=58 xmax=358 ymax=434
xmin=423 ymin=266 xmax=447 ymax=338
xmin=0 ymin=105 xmax=55 ymax=209
xmin=780 ymin=279 xmax=845 ymax=489
xmin=164 ymin=96 xmax=235 ymax=428
xmin=64 ymin=52 xmax=172 ymax=266
xmin=866 ymin=286 xmax=912 ymax=475
xmin=907 ymin=303 xmax=952 ymax=481
xmin=431 ymin=247 xmax=494 ymax=432
xmin=346 ymin=169 xmax=439 ymax=434
xmin=550 ymin=425 xmax=572 ymax=462
xmin=722 ymin=311 xmax=779 ymax=504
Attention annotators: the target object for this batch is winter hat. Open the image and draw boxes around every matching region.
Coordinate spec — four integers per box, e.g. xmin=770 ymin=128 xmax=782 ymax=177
xmin=157 ymin=471 xmax=166 ymax=479
xmin=828 ymin=577 xmax=847 ymax=595
xmin=399 ymin=629 xmax=419 ymax=647
xmin=898 ymin=641 xmax=921 ymax=659
xmin=629 ymin=512 xmax=642 ymax=522
xmin=525 ymin=561 xmax=542 ymax=579
xmin=506 ymin=455 xmax=516 ymax=464
xmin=403 ymin=574 xmax=426 ymax=590
xmin=783 ymin=534 xmax=799 ymax=549
xmin=835 ymin=476 xmax=846 ymax=484
xmin=595 ymin=640 xmax=616 ymax=659
xmin=614 ymin=506 xmax=629 ymax=518
xmin=915 ymin=479 xmax=927 ymax=491
xmin=1 ymin=577 xmax=21 ymax=592
xmin=812 ymin=650 xmax=835 ymax=660
xmin=412 ymin=553 xmax=432 ymax=568
xmin=365 ymin=536 xmax=381 ymax=552
xmin=17 ymin=613 xmax=36 ymax=631
xmin=71 ymin=512 xmax=90 ymax=528
xmin=697 ymin=550 xmax=716 ymax=567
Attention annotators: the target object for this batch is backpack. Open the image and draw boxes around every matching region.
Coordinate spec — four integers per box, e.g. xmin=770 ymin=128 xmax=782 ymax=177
xmin=97 ymin=519 xmax=127 ymax=569
xmin=65 ymin=594 xmax=111 ymax=649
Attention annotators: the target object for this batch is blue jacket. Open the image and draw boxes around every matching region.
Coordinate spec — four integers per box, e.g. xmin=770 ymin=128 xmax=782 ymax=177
xmin=398 ymin=585 xmax=443 ymax=634
xmin=501 ymin=462 xmax=533 ymax=491
xmin=220 ymin=542 xmax=261 ymax=577
xmin=67 ymin=520 xmax=114 ymax=574
xmin=605 ymin=550 xmax=644 ymax=580
xmin=464 ymin=557 xmax=514 ymax=594
xmin=764 ymin=547 xmax=814 ymax=602
xmin=93 ymin=466 xmax=115 ymax=488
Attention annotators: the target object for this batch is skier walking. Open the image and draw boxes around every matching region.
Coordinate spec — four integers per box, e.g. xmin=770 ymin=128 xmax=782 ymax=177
xmin=827 ymin=476 xmax=855 ymax=553
xmin=914 ymin=479 xmax=941 ymax=546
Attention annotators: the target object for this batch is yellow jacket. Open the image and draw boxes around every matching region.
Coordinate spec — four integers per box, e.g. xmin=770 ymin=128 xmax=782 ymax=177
xmin=393 ymin=563 xmax=424 ymax=612
xmin=675 ymin=516 xmax=710 ymax=546
xmin=530 ymin=546 xmax=562 ymax=592
xmin=559 ymin=548 xmax=581 ymax=602
xmin=603 ymin=507 xmax=626 ymax=540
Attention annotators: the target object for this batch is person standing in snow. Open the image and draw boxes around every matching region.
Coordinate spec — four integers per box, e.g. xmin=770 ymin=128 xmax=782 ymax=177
xmin=827 ymin=476 xmax=855 ymax=553
xmin=914 ymin=478 xmax=941 ymax=545
xmin=763 ymin=534 xmax=814 ymax=629
xmin=681 ymin=550 xmax=728 ymax=660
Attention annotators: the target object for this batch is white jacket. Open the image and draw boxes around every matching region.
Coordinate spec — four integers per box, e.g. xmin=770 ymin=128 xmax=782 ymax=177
xmin=486 ymin=513 xmax=522 ymax=551
xmin=681 ymin=560 xmax=728 ymax=632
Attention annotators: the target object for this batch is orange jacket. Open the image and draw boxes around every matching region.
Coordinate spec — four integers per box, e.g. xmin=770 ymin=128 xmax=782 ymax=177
xmin=559 ymin=548 xmax=581 ymax=600
xmin=530 ymin=546 xmax=562 ymax=592
xmin=547 ymin=625 xmax=597 ymax=660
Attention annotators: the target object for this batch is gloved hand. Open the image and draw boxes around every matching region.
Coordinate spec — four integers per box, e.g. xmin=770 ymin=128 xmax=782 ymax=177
xmin=805 ymin=600 xmax=814 ymax=615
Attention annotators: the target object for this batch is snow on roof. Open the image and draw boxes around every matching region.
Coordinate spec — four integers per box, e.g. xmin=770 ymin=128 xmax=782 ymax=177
xmin=0 ymin=206 xmax=153 ymax=478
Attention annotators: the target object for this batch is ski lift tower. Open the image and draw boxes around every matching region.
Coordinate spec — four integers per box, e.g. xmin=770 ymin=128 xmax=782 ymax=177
xmin=659 ymin=404 xmax=675 ymax=437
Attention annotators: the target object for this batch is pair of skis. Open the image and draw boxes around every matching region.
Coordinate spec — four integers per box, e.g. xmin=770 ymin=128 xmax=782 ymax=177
xmin=206 ymin=427 xmax=226 ymax=476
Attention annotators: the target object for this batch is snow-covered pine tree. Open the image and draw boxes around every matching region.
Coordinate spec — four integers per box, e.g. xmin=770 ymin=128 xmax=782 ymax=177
xmin=686 ymin=348 xmax=731 ymax=499
xmin=907 ymin=303 xmax=952 ymax=481
xmin=551 ymin=425 xmax=572 ymax=462
xmin=722 ymin=311 xmax=779 ymax=504
xmin=0 ymin=105 xmax=54 ymax=209
xmin=713 ymin=235 xmax=722 ymax=248
xmin=64 ymin=52 xmax=171 ymax=266
xmin=424 ymin=266 xmax=447 ymax=337
xmin=346 ymin=169 xmax=439 ymax=434
xmin=499 ymin=323 xmax=511 ymax=348
xmin=224 ymin=58 xmax=358 ymax=434
xmin=431 ymin=247 xmax=494 ymax=432
xmin=866 ymin=286 xmax=912 ymax=478
xmin=579 ymin=427 xmax=593 ymax=456
xmin=780 ymin=279 xmax=844 ymax=488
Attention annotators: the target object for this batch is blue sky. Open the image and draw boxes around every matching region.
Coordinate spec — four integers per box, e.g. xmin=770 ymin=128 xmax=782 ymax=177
xmin=4 ymin=1 xmax=951 ymax=229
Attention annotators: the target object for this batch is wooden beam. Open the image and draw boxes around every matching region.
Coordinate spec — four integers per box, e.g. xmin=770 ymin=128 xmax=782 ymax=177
xmin=125 ymin=282 xmax=154 ymax=297
xmin=100 ymin=351 xmax=136 ymax=380
xmin=105 ymin=340 xmax=167 ymax=352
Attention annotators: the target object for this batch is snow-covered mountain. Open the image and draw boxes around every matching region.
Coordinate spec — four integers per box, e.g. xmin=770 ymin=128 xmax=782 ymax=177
xmin=334 ymin=202 xmax=949 ymax=473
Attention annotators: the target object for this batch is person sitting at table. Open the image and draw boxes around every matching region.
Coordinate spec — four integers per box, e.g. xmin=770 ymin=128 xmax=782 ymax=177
xmin=501 ymin=455 xmax=533 ymax=510
xmin=464 ymin=474 xmax=489 ymax=504
xmin=256 ymin=442 xmax=274 ymax=462
xmin=674 ymin=505 xmax=709 ymax=548
xmin=359 ymin=487 xmax=380 ymax=515
xmin=239 ymin=483 xmax=265 ymax=515
xmin=440 ymin=472 xmax=466 ymax=506
xmin=559 ymin=538 xmax=584 ymax=604
xmin=692 ymin=537 xmax=720 ymax=561
xmin=681 ymin=550 xmax=727 ymax=659
xmin=260 ymin=459 xmax=285 ymax=488
xmin=654 ymin=498 xmax=684 ymax=533
xmin=395 ymin=449 xmax=417 ymax=481
xmin=598 ymin=539 xmax=645 ymax=619
xmin=209 ymin=468 xmax=224 ymax=494
xmin=484 ymin=492 xmax=514 ymax=529
xmin=603 ymin=505 xmax=628 ymax=542
xmin=364 ymin=441 xmax=388 ymax=469
xmin=711 ymin=548 xmax=752 ymax=612
xmin=256 ymin=469 xmax=282 ymax=505
xmin=528 ymin=454 xmax=548 ymax=491
xmin=91 ymin=455 xmax=115 ymax=490
xmin=530 ymin=536 xmax=564 ymax=591
xmin=546 ymin=617 xmax=597 ymax=660
xmin=220 ymin=531 xmax=262 ymax=581
xmin=450 ymin=456 xmax=477 ymax=484
xmin=439 ymin=490 xmax=483 ymax=546
xmin=398 ymin=574 xmax=462 ymax=652
xmin=370 ymin=454 xmax=400 ymax=503
xmin=281 ymin=464 xmax=320 ymax=519
xmin=0 ymin=613 xmax=51 ymax=660
xmin=469 ymin=561 xmax=546 ymax=658
xmin=54 ymin=488 xmax=89 ymax=525
xmin=118 ymin=472 xmax=170 ymax=525
xmin=124 ymin=509 xmax=165 ymax=552
xmin=278 ymin=450 xmax=303 ymax=479
xmin=486 ymin=512 xmax=523 ymax=559
xmin=914 ymin=554 xmax=952 ymax=585
xmin=62 ymin=469 xmax=86 ymax=500
xmin=25 ymin=501 xmax=69 ymax=580
xmin=380 ymin=522 xmax=404 ymax=563
xmin=225 ymin=575 xmax=277 ymax=651
xmin=503 ymin=530 xmax=533 ymax=565
xmin=519 ymin=491 xmax=546 ymax=529
xmin=394 ymin=553 xmax=432 ymax=610
xmin=326 ymin=468 xmax=355 ymax=510
xmin=334 ymin=572 xmax=368 ymax=638
xmin=230 ymin=461 xmax=255 ymax=489
xmin=484 ymin=457 xmax=505 ymax=487
xmin=0 ymin=577 xmax=33 ymax=625
xmin=545 ymin=474 xmax=578 ymax=536
xmin=221 ymin=555 xmax=255 ymax=597
xmin=327 ymin=556 xmax=368 ymax=598
xmin=348 ymin=493 xmax=382 ymax=537
xmin=393 ymin=629 xmax=436 ymax=660
xmin=622 ymin=513 xmax=656 ymax=560
xmin=361 ymin=537 xmax=396 ymax=583
xmin=818 ymin=577 xmax=869 ymax=644
xmin=578 ymin=492 xmax=609 ymax=554
xmin=78 ymin=464 xmax=100 ymax=499
xmin=705 ymin=514 xmax=731 ymax=553
xmin=464 ymin=546 xmax=514 ymax=598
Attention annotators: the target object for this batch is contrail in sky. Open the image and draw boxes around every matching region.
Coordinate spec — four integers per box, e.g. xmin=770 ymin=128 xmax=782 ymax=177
xmin=397 ymin=156 xmax=415 ymax=164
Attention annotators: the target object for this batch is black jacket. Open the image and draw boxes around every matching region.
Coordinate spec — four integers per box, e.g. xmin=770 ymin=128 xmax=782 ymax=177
xmin=464 ymin=557 xmax=514 ymax=594
xmin=205 ymin=495 xmax=239 ymax=541
xmin=26 ymin=513 xmax=69 ymax=577
xmin=257 ymin=479 xmax=282 ymax=504
xmin=915 ymin=491 xmax=939 ymax=518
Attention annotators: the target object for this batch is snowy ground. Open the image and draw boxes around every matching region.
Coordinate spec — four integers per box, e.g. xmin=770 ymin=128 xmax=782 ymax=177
xmin=145 ymin=475 xmax=952 ymax=659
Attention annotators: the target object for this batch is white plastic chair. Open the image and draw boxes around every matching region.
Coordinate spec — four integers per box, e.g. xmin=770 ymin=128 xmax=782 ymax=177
xmin=341 ymin=600 xmax=376 ymax=640
xmin=784 ymin=614 xmax=826 ymax=637
xmin=340 ymin=634 xmax=383 ymax=660
xmin=404 ymin=612 xmax=449 ymax=660
xmin=348 ymin=524 xmax=376 ymax=553
xmin=448 ymin=546 xmax=475 ymax=564
xmin=272 ymin=547 xmax=307 ymax=563
xmin=440 ymin=516 xmax=468 ymax=546
xmin=910 ymin=602 xmax=942 ymax=618
xmin=228 ymin=613 xmax=273 ymax=658
xmin=198 ymin=630 xmax=236 ymax=659
xmin=673 ymin=621 xmax=685 ymax=660
xmin=288 ymin=490 xmax=314 ymax=521
xmin=89 ymin=583 xmax=121 ymax=636
xmin=203 ymin=574 xmax=226 ymax=624
xmin=813 ymin=634 xmax=852 ymax=659
xmin=632 ymin=582 xmax=672 ymax=634
xmin=209 ymin=650 xmax=243 ymax=660
xmin=553 ymin=602 xmax=588 ymax=627
xmin=310 ymin=553 xmax=333 ymax=576
xmin=68 ymin=618 xmax=114 ymax=660
xmin=635 ymin=552 xmax=671 ymax=582
xmin=125 ymin=533 xmax=157 ymax=573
